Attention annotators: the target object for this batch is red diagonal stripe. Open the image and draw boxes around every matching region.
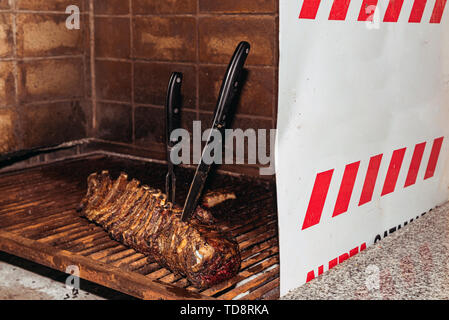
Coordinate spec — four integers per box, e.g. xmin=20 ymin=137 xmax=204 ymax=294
xmin=329 ymin=0 xmax=352 ymax=20
xmin=404 ymin=142 xmax=426 ymax=187
xmin=302 ymin=169 xmax=334 ymax=230
xmin=384 ymin=0 xmax=405 ymax=22
xmin=424 ymin=137 xmax=444 ymax=179
xmin=358 ymin=0 xmax=379 ymax=21
xmin=333 ymin=161 xmax=360 ymax=217
xmin=430 ymin=0 xmax=448 ymax=23
xmin=359 ymin=154 xmax=383 ymax=206
xmin=381 ymin=148 xmax=407 ymax=196
xmin=299 ymin=0 xmax=322 ymax=19
xmin=409 ymin=0 xmax=427 ymax=23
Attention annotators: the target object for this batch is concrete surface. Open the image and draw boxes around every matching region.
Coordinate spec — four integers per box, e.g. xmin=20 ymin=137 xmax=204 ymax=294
xmin=0 ymin=252 xmax=134 ymax=300
xmin=283 ymin=202 xmax=449 ymax=300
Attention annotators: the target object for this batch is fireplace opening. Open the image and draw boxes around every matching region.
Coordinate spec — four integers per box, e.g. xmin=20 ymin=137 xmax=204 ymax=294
xmin=0 ymin=1 xmax=279 ymax=300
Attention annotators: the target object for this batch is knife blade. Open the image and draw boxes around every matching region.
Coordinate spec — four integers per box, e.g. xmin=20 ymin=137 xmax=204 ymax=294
xmin=165 ymin=72 xmax=183 ymax=204
xmin=181 ymin=41 xmax=250 ymax=222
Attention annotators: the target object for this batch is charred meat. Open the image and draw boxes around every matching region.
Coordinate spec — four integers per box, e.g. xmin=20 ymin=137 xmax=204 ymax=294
xmin=78 ymin=171 xmax=241 ymax=289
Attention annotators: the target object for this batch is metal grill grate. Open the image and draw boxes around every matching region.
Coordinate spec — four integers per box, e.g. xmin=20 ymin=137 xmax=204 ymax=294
xmin=0 ymin=154 xmax=279 ymax=300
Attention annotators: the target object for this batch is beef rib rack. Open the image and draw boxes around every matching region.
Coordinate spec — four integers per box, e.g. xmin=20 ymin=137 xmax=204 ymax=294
xmin=78 ymin=171 xmax=241 ymax=289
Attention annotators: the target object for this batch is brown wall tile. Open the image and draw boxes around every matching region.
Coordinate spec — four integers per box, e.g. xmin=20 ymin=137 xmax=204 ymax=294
xmin=0 ymin=61 xmax=15 ymax=107
xmin=0 ymin=108 xmax=18 ymax=153
xmin=95 ymin=17 xmax=130 ymax=58
xmin=18 ymin=58 xmax=84 ymax=103
xmin=83 ymin=14 xmax=91 ymax=55
xmin=133 ymin=16 xmax=196 ymax=62
xmin=199 ymin=16 xmax=275 ymax=66
xmin=0 ymin=0 xmax=10 ymax=9
xmin=139 ymin=108 xmax=197 ymax=163
xmin=180 ymin=109 xmax=197 ymax=135
xmin=199 ymin=111 xmax=273 ymax=132
xmin=135 ymin=106 xmax=164 ymax=146
xmin=134 ymin=62 xmax=196 ymax=108
xmin=273 ymin=67 xmax=278 ymax=127
xmin=80 ymin=99 xmax=93 ymax=135
xmin=84 ymin=56 xmax=91 ymax=98
xmin=88 ymin=1 xmax=279 ymax=175
xmin=0 ymin=14 xmax=13 ymax=58
xmin=20 ymin=101 xmax=87 ymax=148
xmin=230 ymin=114 xmax=274 ymax=132
xmin=0 ymin=1 xmax=92 ymax=158
xmin=274 ymin=15 xmax=279 ymax=68
xmin=95 ymin=59 xmax=131 ymax=102
xmin=133 ymin=0 xmax=196 ymax=14
xmin=96 ymin=102 xmax=132 ymax=143
xmin=199 ymin=0 xmax=275 ymax=13
xmin=94 ymin=0 xmax=129 ymax=15
xmin=16 ymin=13 xmax=84 ymax=57
xmin=17 ymin=0 xmax=85 ymax=11
xmin=175 ymin=109 xmax=198 ymax=164
xmin=199 ymin=66 xmax=274 ymax=117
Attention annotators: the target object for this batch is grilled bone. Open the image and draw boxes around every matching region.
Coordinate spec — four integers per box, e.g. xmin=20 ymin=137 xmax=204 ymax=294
xmin=202 ymin=190 xmax=237 ymax=208
xmin=79 ymin=171 xmax=241 ymax=289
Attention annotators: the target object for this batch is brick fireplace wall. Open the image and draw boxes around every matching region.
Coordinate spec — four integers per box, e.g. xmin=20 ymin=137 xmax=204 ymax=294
xmin=91 ymin=0 xmax=279 ymax=172
xmin=0 ymin=0 xmax=90 ymax=154
xmin=0 ymin=0 xmax=279 ymax=175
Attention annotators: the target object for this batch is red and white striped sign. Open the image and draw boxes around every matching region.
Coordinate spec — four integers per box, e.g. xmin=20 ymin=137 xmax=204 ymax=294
xmin=299 ymin=0 xmax=447 ymax=23
xmin=302 ymin=137 xmax=444 ymax=230
xmin=277 ymin=0 xmax=449 ymax=296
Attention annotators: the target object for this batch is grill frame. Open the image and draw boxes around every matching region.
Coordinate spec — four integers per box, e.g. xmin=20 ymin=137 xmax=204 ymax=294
xmin=0 ymin=154 xmax=279 ymax=300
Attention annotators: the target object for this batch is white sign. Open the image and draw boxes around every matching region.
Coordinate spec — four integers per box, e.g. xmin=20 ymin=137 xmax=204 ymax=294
xmin=276 ymin=0 xmax=449 ymax=296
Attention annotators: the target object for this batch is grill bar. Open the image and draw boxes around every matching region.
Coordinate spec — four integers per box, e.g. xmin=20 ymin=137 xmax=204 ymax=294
xmin=0 ymin=155 xmax=279 ymax=300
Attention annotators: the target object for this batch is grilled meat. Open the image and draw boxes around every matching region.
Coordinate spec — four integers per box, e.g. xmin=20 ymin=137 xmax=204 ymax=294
xmin=78 ymin=171 xmax=241 ymax=289
xmin=202 ymin=190 xmax=237 ymax=208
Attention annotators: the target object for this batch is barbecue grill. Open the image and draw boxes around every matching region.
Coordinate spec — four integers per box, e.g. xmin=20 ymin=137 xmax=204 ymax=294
xmin=0 ymin=150 xmax=279 ymax=300
xmin=0 ymin=0 xmax=279 ymax=300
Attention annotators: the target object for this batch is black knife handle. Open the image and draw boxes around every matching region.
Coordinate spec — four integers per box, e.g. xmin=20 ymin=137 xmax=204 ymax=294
xmin=212 ymin=41 xmax=250 ymax=132
xmin=181 ymin=42 xmax=250 ymax=222
xmin=166 ymin=72 xmax=183 ymax=152
xmin=166 ymin=72 xmax=182 ymax=204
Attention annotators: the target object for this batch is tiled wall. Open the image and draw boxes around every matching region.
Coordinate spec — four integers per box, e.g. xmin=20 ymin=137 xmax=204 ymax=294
xmin=0 ymin=0 xmax=279 ymax=175
xmin=92 ymin=0 xmax=279 ymax=171
xmin=0 ymin=0 xmax=90 ymax=154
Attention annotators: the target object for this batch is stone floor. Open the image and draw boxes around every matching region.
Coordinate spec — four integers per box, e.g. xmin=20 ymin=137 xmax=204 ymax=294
xmin=283 ymin=202 xmax=449 ymax=300
xmin=0 ymin=252 xmax=134 ymax=300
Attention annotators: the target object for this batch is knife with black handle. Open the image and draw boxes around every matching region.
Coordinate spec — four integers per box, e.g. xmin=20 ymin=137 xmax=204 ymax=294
xmin=181 ymin=41 xmax=250 ymax=222
xmin=165 ymin=72 xmax=183 ymax=205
